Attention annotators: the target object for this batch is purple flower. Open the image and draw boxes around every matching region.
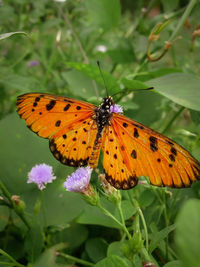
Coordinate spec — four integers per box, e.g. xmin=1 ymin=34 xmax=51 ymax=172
xmin=28 ymin=60 xmax=40 ymax=67
xmin=28 ymin=164 xmax=56 ymax=190
xmin=110 ymin=104 xmax=123 ymax=114
xmin=64 ymin=167 xmax=92 ymax=193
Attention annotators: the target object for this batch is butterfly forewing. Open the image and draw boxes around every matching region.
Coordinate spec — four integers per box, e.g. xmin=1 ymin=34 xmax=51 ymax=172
xmin=102 ymin=113 xmax=200 ymax=189
xmin=17 ymin=93 xmax=97 ymax=167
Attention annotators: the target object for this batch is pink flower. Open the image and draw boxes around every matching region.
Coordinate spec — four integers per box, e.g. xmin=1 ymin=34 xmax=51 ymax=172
xmin=28 ymin=164 xmax=56 ymax=190
xmin=110 ymin=104 xmax=123 ymax=114
xmin=64 ymin=167 xmax=92 ymax=193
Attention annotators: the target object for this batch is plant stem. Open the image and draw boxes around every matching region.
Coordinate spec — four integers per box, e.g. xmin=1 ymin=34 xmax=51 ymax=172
xmin=117 ymin=199 xmax=131 ymax=239
xmin=0 ymin=181 xmax=31 ymax=229
xmin=0 ymin=249 xmax=25 ymax=267
xmin=58 ymin=252 xmax=94 ymax=266
xmin=162 ymin=106 xmax=184 ymax=134
xmin=97 ymin=202 xmax=131 ymax=240
xmin=162 ymin=191 xmax=169 ymax=261
xmin=169 ymin=0 xmax=197 ymax=42
xmin=130 ymin=196 xmax=149 ymax=252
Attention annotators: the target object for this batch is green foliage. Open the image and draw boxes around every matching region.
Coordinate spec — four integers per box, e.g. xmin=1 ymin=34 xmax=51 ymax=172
xmin=0 ymin=0 xmax=200 ymax=266
xmin=175 ymin=199 xmax=200 ymax=267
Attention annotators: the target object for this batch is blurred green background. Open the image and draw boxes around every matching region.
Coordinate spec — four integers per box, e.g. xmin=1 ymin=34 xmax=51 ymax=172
xmin=0 ymin=0 xmax=200 ymax=266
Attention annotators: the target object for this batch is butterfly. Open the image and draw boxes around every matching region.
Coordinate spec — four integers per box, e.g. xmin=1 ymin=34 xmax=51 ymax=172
xmin=16 ymin=92 xmax=200 ymax=190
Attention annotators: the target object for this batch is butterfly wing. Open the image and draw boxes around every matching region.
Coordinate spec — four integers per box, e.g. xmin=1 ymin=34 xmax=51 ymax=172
xmin=102 ymin=113 xmax=200 ymax=189
xmin=17 ymin=93 xmax=97 ymax=167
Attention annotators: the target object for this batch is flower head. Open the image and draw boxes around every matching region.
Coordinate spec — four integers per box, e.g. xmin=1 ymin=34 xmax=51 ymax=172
xmin=64 ymin=166 xmax=92 ymax=193
xmin=110 ymin=104 xmax=123 ymax=114
xmin=28 ymin=60 xmax=40 ymax=67
xmin=28 ymin=163 xmax=56 ymax=190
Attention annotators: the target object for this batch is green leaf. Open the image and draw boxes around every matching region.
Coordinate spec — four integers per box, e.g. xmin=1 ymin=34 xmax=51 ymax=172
xmin=0 ymin=114 xmax=86 ymax=226
xmin=138 ymin=189 xmax=155 ymax=209
xmin=190 ymin=110 xmax=200 ymax=125
xmin=148 ymin=73 xmax=200 ymax=111
xmin=0 ymin=31 xmax=27 ymax=41
xmin=0 ymin=73 xmax=42 ymax=92
xmin=85 ymin=238 xmax=108 ymax=263
xmin=66 ymin=62 xmax=120 ymax=95
xmin=107 ymin=38 xmax=135 ymax=64
xmin=107 ymin=241 xmax=125 ymax=257
xmin=76 ymin=202 xmax=120 ymax=229
xmin=34 ymin=244 xmax=64 ymax=267
xmin=135 ymin=68 xmax=182 ymax=82
xmin=107 ymin=241 xmax=132 ymax=267
xmin=40 ymin=180 xmax=86 ymax=226
xmin=114 ymin=200 xmax=137 ymax=220
xmin=0 ymin=206 xmax=9 ymax=231
xmin=125 ymin=90 xmax=164 ymax=126
xmin=175 ymin=199 xmax=200 ymax=267
xmin=61 ymin=70 xmax=96 ymax=99
xmin=94 ymin=255 xmax=129 ymax=267
xmin=51 ymin=223 xmax=88 ymax=249
xmin=164 ymin=261 xmax=182 ymax=267
xmin=121 ymin=78 xmax=151 ymax=91
xmin=149 ymin=224 xmax=176 ymax=253
xmin=85 ymin=0 xmax=121 ymax=31
xmin=161 ymin=0 xmax=179 ymax=12
xmin=24 ymin=224 xmax=44 ymax=263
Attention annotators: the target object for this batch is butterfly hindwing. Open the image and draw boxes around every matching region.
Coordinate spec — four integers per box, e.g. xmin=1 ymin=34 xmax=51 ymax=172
xmin=49 ymin=117 xmax=97 ymax=166
xmin=17 ymin=93 xmax=97 ymax=167
xmin=102 ymin=113 xmax=200 ymax=189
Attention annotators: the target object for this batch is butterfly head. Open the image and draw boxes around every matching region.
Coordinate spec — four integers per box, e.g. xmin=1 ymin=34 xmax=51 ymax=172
xmin=99 ymin=96 xmax=114 ymax=115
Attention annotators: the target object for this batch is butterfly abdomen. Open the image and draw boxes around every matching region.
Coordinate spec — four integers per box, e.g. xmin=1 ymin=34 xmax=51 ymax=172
xmin=88 ymin=138 xmax=102 ymax=169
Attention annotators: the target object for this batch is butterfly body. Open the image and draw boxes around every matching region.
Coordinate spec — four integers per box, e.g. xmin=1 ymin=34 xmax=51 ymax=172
xmin=17 ymin=93 xmax=200 ymax=190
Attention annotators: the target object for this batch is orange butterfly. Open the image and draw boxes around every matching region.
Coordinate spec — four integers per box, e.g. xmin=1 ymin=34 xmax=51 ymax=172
xmin=17 ymin=93 xmax=200 ymax=190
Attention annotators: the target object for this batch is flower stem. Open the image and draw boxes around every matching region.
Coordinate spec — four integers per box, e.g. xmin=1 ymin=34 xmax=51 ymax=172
xmin=117 ymin=199 xmax=131 ymax=240
xmin=97 ymin=202 xmax=131 ymax=240
xmin=128 ymin=192 xmax=149 ymax=252
xmin=0 ymin=181 xmax=31 ymax=229
xmin=0 ymin=249 xmax=25 ymax=267
xmin=169 ymin=0 xmax=197 ymax=42
xmin=58 ymin=252 xmax=94 ymax=266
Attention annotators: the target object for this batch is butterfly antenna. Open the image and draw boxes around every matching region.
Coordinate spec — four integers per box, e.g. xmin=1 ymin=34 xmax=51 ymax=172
xmin=97 ymin=61 xmax=109 ymax=97
xmin=111 ymin=87 xmax=154 ymax=97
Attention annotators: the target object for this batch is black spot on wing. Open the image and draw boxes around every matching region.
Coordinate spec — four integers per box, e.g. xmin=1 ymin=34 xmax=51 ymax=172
xmin=169 ymin=154 xmax=175 ymax=162
xmin=64 ymin=104 xmax=71 ymax=111
xmin=64 ymin=99 xmax=74 ymax=103
xmin=35 ymin=97 xmax=40 ymax=102
xmin=105 ymin=170 xmax=138 ymax=190
xmin=131 ymin=149 xmax=137 ymax=159
xmin=46 ymin=100 xmax=56 ymax=111
xmin=55 ymin=120 xmax=61 ymax=127
xmin=49 ymin=139 xmax=89 ymax=167
xmin=134 ymin=128 xmax=139 ymax=138
xmin=170 ymin=147 xmax=177 ymax=156
xmin=132 ymin=123 xmax=144 ymax=130
xmin=149 ymin=136 xmax=158 ymax=152
xmin=166 ymin=140 xmax=174 ymax=146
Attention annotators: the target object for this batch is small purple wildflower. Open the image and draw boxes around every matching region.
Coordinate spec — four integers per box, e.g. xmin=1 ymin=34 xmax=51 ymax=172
xmin=110 ymin=104 xmax=123 ymax=114
xmin=64 ymin=167 xmax=92 ymax=193
xmin=28 ymin=163 xmax=56 ymax=190
xmin=28 ymin=60 xmax=40 ymax=67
